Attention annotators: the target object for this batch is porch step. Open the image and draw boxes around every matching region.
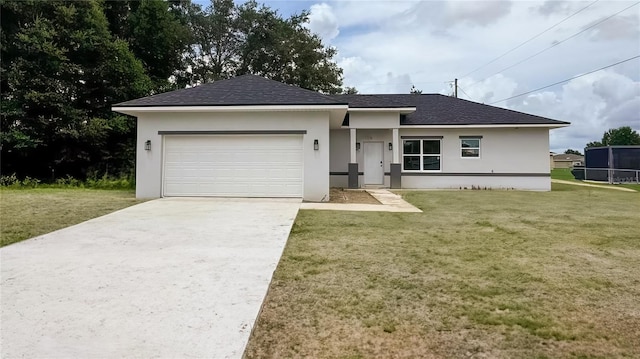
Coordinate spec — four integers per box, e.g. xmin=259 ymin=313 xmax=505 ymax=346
xmin=362 ymin=185 xmax=387 ymax=189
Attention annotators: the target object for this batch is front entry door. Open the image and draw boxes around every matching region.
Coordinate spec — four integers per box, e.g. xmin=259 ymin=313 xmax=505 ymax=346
xmin=364 ymin=142 xmax=384 ymax=185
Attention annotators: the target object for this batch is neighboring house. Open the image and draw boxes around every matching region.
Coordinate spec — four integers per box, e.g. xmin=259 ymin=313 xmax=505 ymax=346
xmin=550 ymin=153 xmax=584 ymax=169
xmin=112 ymin=75 xmax=569 ymax=202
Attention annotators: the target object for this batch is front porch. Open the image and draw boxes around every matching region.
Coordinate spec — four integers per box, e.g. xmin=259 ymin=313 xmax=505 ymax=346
xmin=329 ymin=128 xmax=401 ymax=189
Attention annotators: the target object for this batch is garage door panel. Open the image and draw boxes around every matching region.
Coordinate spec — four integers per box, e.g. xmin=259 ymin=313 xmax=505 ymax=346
xmin=163 ymin=135 xmax=303 ymax=197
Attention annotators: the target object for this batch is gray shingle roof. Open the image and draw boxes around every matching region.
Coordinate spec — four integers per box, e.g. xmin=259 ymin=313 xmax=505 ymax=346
xmin=333 ymin=94 xmax=413 ymax=108
xmin=114 ymin=74 xmax=346 ymax=107
xmin=114 ymin=74 xmax=567 ymax=126
xmin=332 ymin=94 xmax=569 ymax=126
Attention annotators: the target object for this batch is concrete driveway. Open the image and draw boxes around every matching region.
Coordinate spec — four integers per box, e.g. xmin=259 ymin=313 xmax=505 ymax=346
xmin=1 ymin=197 xmax=300 ymax=359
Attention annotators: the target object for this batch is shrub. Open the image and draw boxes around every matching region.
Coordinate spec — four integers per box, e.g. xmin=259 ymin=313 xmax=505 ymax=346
xmin=1 ymin=173 xmax=134 ymax=190
xmin=0 ymin=173 xmax=20 ymax=187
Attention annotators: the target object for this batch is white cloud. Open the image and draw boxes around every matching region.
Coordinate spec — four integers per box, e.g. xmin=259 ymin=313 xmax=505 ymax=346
xmin=586 ymin=13 xmax=640 ymax=41
xmin=306 ymin=3 xmax=339 ymax=41
xmin=444 ymin=1 xmax=513 ymax=27
xmin=508 ymin=70 xmax=640 ymax=151
xmin=293 ymin=0 xmax=640 ymax=150
xmin=337 ymin=56 xmax=374 ymax=89
xmin=457 ymin=74 xmax=518 ymax=104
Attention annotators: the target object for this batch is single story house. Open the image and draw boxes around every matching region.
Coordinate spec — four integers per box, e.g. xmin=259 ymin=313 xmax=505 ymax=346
xmin=550 ymin=153 xmax=584 ymax=169
xmin=112 ymin=75 xmax=569 ymax=202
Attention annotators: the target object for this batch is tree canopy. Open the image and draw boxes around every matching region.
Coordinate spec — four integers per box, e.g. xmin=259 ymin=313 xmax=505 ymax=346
xmin=586 ymin=126 xmax=640 ymax=148
xmin=181 ymin=0 xmax=343 ymax=93
xmin=564 ymin=149 xmax=583 ymax=156
xmin=1 ymin=0 xmax=153 ymax=179
xmin=342 ymin=87 xmax=359 ymax=94
xmin=1 ymin=0 xmax=345 ymax=180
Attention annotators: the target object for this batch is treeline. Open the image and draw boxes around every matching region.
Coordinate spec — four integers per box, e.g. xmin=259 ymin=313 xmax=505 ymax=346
xmin=1 ymin=0 xmax=344 ymax=181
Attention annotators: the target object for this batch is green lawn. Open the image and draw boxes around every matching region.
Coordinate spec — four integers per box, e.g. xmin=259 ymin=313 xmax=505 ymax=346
xmin=245 ymin=184 xmax=640 ymax=358
xmin=550 ymin=168 xmax=576 ymax=181
xmin=552 ymin=168 xmax=640 ymax=191
xmin=0 ymin=188 xmax=144 ymax=247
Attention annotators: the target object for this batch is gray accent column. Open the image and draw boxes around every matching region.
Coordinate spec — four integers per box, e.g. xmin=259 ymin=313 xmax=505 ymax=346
xmin=348 ymin=163 xmax=359 ymax=189
xmin=390 ymin=163 xmax=401 ymax=189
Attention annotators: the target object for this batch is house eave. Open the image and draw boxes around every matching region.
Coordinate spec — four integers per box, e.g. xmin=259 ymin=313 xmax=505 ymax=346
xmin=348 ymin=107 xmax=416 ymax=114
xmin=112 ymin=104 xmax=349 ymax=116
xmin=399 ymin=123 xmax=570 ymax=129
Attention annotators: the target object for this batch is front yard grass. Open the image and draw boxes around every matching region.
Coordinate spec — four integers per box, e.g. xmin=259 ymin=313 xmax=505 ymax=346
xmin=0 ymin=188 xmax=144 ymax=247
xmin=245 ymin=184 xmax=640 ymax=358
xmin=552 ymin=168 xmax=640 ymax=191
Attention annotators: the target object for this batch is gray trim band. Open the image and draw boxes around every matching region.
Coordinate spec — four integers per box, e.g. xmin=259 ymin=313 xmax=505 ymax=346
xmin=331 ymin=172 xmax=548 ymax=177
xmin=401 ymin=136 xmax=443 ymax=139
xmin=401 ymin=172 xmax=550 ymax=177
xmin=331 ymin=172 xmax=365 ymax=176
xmin=459 ymin=136 xmax=483 ymax=139
xmin=158 ymin=130 xmax=307 ymax=135
xmin=330 ymin=172 xmax=391 ymax=176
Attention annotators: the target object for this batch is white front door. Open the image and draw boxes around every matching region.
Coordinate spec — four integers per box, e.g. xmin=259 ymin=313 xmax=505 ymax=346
xmin=364 ymin=142 xmax=384 ymax=185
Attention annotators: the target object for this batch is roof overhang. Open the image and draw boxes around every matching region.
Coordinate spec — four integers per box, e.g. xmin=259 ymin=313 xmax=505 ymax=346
xmin=348 ymin=107 xmax=416 ymax=114
xmin=112 ymin=104 xmax=348 ymax=116
xmin=400 ymin=123 xmax=570 ymax=129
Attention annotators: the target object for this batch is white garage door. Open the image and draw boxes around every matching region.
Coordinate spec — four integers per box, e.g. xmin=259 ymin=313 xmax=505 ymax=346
xmin=163 ymin=135 xmax=303 ymax=197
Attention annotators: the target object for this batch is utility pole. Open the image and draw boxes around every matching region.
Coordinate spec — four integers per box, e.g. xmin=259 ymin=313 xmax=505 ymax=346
xmin=454 ymin=78 xmax=458 ymax=98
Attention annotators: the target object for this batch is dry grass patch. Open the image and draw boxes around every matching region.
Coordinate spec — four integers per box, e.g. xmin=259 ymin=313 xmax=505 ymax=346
xmin=329 ymin=188 xmax=380 ymax=204
xmin=1 ymin=188 xmax=144 ymax=247
xmin=245 ymin=183 xmax=640 ymax=359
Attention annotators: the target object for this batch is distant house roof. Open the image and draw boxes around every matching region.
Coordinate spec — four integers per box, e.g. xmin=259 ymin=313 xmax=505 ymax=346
xmin=552 ymin=153 xmax=584 ymax=161
xmin=114 ymin=74 xmax=346 ymax=107
xmin=331 ymin=94 xmax=568 ymax=126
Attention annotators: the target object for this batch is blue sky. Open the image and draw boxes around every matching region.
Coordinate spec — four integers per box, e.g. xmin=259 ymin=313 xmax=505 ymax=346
xmin=195 ymin=0 xmax=640 ymax=152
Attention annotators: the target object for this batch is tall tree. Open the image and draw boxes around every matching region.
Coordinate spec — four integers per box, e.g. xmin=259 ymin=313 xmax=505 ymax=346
xmin=1 ymin=0 xmax=152 ymax=179
xmin=183 ymin=0 xmax=240 ymax=84
xmin=102 ymin=0 xmax=192 ymax=91
xmin=586 ymin=126 xmax=640 ymax=148
xmin=183 ymin=0 xmax=343 ymax=92
xmin=127 ymin=0 xmax=191 ymax=90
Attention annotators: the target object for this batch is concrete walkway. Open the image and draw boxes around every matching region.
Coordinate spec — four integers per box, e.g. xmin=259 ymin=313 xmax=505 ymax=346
xmin=1 ymin=197 xmax=300 ymax=359
xmin=300 ymin=189 xmax=422 ymax=212
xmin=552 ymin=179 xmax=637 ymax=192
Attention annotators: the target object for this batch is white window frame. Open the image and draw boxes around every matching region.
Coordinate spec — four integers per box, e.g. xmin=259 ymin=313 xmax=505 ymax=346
xmin=460 ymin=137 xmax=481 ymax=158
xmin=402 ymin=138 xmax=442 ymax=172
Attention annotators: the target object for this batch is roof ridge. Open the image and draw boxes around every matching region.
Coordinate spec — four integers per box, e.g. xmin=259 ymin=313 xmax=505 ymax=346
xmin=114 ymin=74 xmax=346 ymax=107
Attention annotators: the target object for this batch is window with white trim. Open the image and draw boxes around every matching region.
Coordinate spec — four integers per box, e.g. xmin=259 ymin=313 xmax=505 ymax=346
xmin=461 ymin=137 xmax=481 ymax=158
xmin=402 ymin=139 xmax=441 ymax=171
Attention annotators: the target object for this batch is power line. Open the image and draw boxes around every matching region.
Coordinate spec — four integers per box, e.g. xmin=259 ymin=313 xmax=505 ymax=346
xmin=457 ymin=86 xmax=474 ymax=101
xmin=489 ymin=55 xmax=640 ymax=104
xmin=356 ymin=79 xmax=448 ymax=89
xmin=467 ymin=1 xmax=639 ymax=89
xmin=461 ymin=0 xmax=600 ymax=79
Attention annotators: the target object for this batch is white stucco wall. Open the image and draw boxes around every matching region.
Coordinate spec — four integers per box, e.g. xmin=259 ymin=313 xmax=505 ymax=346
xmin=400 ymin=175 xmax=550 ymax=190
xmin=329 ymin=127 xmax=552 ymax=190
xmin=136 ymin=111 xmax=331 ymax=201
xmin=399 ymin=127 xmax=550 ymax=173
xmin=348 ymin=112 xmax=399 ymax=129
